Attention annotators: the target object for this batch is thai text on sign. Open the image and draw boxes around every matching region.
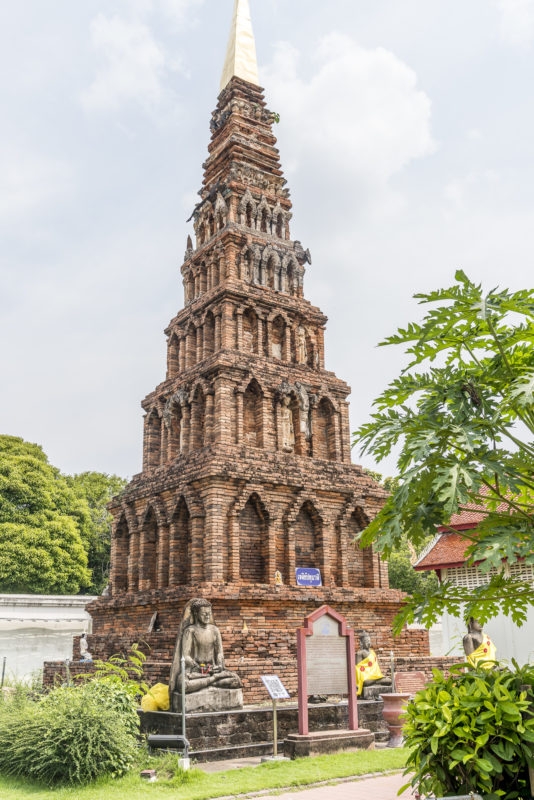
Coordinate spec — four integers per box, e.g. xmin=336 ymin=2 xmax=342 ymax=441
xmin=261 ymin=675 xmax=290 ymax=700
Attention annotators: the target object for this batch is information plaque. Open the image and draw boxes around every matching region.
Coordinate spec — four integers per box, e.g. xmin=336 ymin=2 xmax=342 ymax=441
xmin=296 ymin=605 xmax=358 ymax=736
xmin=261 ymin=675 xmax=290 ymax=700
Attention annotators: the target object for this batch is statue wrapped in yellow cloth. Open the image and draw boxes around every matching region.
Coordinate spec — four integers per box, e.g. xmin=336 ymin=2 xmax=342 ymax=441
xmin=463 ymin=618 xmax=497 ymax=669
xmin=355 ymin=631 xmax=392 ymax=697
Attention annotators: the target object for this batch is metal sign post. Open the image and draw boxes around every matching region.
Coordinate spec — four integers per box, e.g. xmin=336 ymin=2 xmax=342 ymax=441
xmin=179 ymin=655 xmax=190 ymax=771
xmin=1 ymin=657 xmax=6 ymax=689
xmin=261 ymin=675 xmax=290 ymax=761
xmin=181 ymin=655 xmax=186 ymax=739
xmin=272 ymin=698 xmax=278 ymax=758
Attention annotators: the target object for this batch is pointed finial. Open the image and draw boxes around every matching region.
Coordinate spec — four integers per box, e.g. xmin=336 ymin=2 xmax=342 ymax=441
xmin=220 ymin=0 xmax=259 ymax=92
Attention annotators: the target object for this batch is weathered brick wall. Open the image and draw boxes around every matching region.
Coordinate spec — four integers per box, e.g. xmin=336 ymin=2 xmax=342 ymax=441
xmin=43 ymin=583 xmax=450 ymax=705
xmin=45 ymin=650 xmax=457 ymax=706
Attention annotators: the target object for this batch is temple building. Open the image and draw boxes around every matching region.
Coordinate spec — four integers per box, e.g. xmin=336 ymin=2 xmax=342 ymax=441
xmin=50 ymin=0 xmax=432 ymax=702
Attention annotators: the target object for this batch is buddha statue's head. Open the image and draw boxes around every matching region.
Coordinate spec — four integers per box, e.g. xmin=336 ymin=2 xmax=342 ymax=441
xmin=190 ymin=598 xmax=212 ymax=627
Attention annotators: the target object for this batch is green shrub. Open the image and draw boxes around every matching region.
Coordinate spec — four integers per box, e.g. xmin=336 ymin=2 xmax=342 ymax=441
xmin=402 ymin=662 xmax=534 ymax=800
xmin=42 ymin=679 xmax=140 ymax=738
xmin=0 ymin=681 xmax=137 ymax=785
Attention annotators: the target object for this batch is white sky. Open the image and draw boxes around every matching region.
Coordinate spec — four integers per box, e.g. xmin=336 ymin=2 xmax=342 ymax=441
xmin=1 ymin=0 xmax=533 ymax=480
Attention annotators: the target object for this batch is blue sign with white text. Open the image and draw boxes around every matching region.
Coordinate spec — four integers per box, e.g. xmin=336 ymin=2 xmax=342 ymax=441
xmin=295 ymin=568 xmax=322 ymax=587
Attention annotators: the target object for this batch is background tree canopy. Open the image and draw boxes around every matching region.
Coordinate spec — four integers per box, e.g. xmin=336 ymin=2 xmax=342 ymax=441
xmin=0 ymin=436 xmax=126 ymax=595
xmin=355 ymin=272 xmax=534 ymax=633
xmin=364 ymin=471 xmax=438 ymax=597
xmin=66 ymin=472 xmax=128 ymax=594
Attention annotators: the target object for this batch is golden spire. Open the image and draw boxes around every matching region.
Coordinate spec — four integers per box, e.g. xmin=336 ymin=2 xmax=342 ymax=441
xmin=220 ymin=0 xmax=259 ymax=92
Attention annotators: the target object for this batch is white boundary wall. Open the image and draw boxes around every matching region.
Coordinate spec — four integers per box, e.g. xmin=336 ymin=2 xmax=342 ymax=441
xmin=0 ymin=595 xmax=96 ymax=681
xmin=438 ymin=565 xmax=534 ymax=665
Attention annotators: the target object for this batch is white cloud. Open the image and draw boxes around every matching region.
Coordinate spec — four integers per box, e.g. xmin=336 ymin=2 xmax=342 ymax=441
xmin=0 ymin=148 xmax=72 ymax=227
xmin=81 ymin=14 xmax=183 ymax=114
xmin=157 ymin=0 xmax=204 ymax=27
xmin=495 ymin=0 xmax=534 ymax=45
xmin=444 ymin=170 xmax=500 ymax=209
xmin=263 ymin=34 xmax=436 ymax=209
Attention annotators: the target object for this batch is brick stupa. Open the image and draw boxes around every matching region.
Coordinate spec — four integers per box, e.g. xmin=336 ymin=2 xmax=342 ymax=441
xmin=71 ymin=0 xmax=430 ymax=702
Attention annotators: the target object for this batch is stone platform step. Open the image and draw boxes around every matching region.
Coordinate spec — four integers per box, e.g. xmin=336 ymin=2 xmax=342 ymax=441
xmin=191 ymin=740 xmax=281 ymax=762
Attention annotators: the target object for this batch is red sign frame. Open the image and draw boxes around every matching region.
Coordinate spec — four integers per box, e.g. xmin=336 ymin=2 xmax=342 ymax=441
xmin=296 ymin=605 xmax=359 ymax=736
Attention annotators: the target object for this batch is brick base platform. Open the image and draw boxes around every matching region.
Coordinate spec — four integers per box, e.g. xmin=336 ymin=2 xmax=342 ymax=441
xmin=139 ymin=700 xmax=387 ymax=761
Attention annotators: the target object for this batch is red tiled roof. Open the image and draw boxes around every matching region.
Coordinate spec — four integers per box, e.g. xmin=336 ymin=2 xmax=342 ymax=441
xmin=415 ymin=532 xmax=468 ymax=571
xmin=446 ymin=498 xmax=510 ymax=527
xmin=415 ymin=489 xmax=520 ymax=571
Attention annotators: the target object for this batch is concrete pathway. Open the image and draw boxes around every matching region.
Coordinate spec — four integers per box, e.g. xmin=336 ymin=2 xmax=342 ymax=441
xmin=259 ymin=773 xmax=413 ymax=799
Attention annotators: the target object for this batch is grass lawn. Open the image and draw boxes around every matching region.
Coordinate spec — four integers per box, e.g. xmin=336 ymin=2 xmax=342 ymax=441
xmin=0 ymin=748 xmax=407 ymax=800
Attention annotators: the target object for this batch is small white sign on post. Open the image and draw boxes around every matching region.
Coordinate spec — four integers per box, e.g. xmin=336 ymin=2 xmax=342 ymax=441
xmin=261 ymin=676 xmax=290 ymax=759
xmin=261 ymin=675 xmax=290 ymax=700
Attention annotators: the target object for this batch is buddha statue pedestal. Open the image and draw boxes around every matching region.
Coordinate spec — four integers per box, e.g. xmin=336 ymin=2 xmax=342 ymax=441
xmin=171 ymin=686 xmax=243 ymax=714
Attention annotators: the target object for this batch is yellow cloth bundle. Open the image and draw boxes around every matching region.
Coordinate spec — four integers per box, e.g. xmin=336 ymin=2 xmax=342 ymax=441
xmin=141 ymin=683 xmax=170 ymax=712
xmin=355 ymin=649 xmax=383 ymax=696
xmin=467 ymin=634 xmax=497 ymax=669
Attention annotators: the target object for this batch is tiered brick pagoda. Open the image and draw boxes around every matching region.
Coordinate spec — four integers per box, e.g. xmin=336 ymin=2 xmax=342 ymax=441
xmin=78 ymin=0 xmax=430 ymax=702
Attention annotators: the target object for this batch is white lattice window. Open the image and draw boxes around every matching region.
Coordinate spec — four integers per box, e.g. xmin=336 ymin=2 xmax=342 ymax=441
xmin=444 ymin=562 xmax=534 ymax=588
xmin=444 ymin=565 xmax=499 ymax=589
xmin=508 ymin=562 xmax=534 ymax=585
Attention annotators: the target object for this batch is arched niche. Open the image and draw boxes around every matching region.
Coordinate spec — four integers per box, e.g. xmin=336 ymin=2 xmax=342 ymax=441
xmin=141 ymin=507 xmax=158 ymax=590
xmin=271 ymin=316 xmax=286 ymax=360
xmin=346 ymin=507 xmax=374 ymax=588
xmin=190 ymin=386 xmax=206 ymax=450
xmin=114 ymin=515 xmax=129 ymax=593
xmin=315 ymin=398 xmax=336 ymax=461
xmin=294 ymin=501 xmax=322 ymax=571
xmin=242 ymin=308 xmax=258 ymax=354
xmin=243 ymin=380 xmax=263 ymax=448
xmin=239 ymin=493 xmax=268 ymax=583
xmin=204 ymin=311 xmax=215 ymax=357
xmin=170 ymin=498 xmax=192 ymax=586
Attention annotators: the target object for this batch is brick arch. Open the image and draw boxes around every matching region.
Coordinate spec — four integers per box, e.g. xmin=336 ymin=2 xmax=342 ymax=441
xmin=230 ymin=483 xmax=277 ymax=521
xmin=236 ymin=371 xmax=265 ymax=395
xmin=188 ymin=378 xmax=211 ymax=403
xmin=119 ymin=502 xmax=138 ymax=536
xmin=169 ymin=487 xmax=204 ymax=520
xmin=267 ymin=308 xmax=290 ymax=325
xmin=146 ymin=406 xmax=161 ymax=423
xmin=315 ymin=387 xmax=340 ymax=413
xmin=261 ymin=244 xmax=281 ymax=268
xmin=284 ymin=492 xmax=326 ymax=528
xmin=140 ymin=496 xmax=168 ymax=529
